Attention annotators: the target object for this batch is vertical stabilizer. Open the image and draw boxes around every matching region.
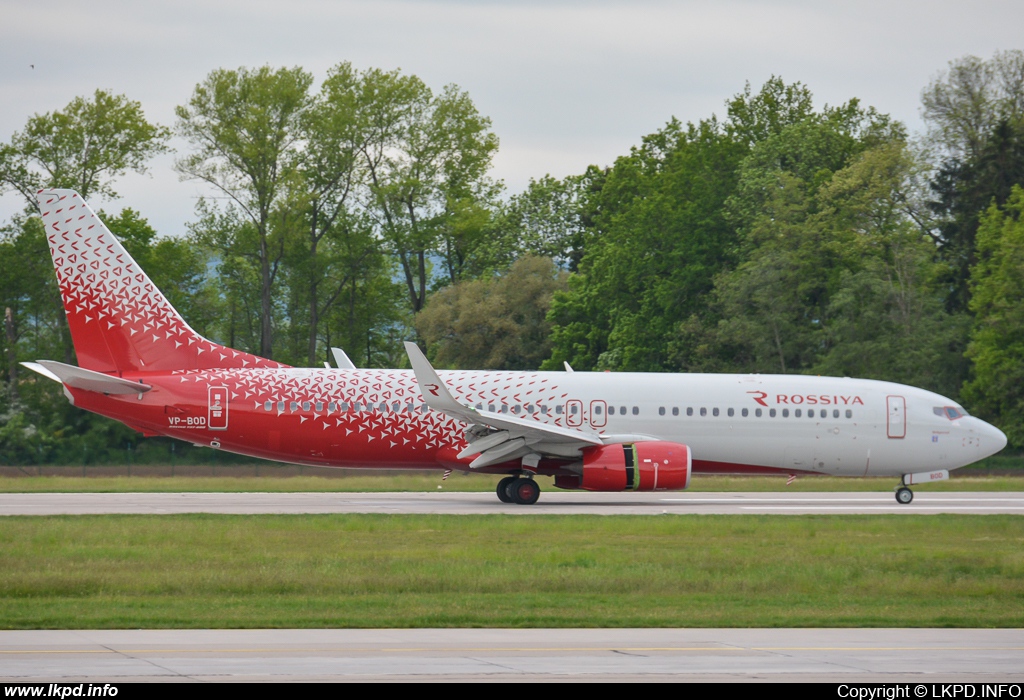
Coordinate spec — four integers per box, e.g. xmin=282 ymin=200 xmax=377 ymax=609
xmin=37 ymin=189 xmax=287 ymax=373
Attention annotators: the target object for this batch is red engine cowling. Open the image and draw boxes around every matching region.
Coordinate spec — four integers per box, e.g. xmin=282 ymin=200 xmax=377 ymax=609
xmin=565 ymin=442 xmax=691 ymax=492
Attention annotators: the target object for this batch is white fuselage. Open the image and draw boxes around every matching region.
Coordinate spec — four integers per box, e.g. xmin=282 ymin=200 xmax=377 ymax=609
xmin=438 ymin=371 xmax=1005 ymax=476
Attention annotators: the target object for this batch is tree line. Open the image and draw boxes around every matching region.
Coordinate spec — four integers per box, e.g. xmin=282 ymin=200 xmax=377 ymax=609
xmin=2 ymin=52 xmax=1024 ymax=463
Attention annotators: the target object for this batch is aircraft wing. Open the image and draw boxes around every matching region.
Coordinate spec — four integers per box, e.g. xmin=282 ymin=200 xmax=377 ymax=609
xmin=404 ymin=342 xmax=602 ymax=468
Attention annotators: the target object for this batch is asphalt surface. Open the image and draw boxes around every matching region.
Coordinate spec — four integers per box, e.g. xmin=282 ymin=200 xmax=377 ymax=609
xmin=2 ymin=490 xmax=1024 ymax=515
xmin=1 ymin=629 xmax=1022 ymax=682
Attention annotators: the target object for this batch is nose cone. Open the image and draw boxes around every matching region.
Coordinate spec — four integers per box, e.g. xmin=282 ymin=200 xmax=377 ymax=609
xmin=980 ymin=419 xmax=1008 ymax=457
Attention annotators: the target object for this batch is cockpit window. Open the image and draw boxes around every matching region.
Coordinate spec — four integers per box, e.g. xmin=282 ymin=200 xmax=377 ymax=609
xmin=934 ymin=406 xmax=968 ymax=420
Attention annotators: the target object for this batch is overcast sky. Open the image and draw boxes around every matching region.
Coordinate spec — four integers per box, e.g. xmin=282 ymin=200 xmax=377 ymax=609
xmin=2 ymin=0 xmax=1022 ymax=236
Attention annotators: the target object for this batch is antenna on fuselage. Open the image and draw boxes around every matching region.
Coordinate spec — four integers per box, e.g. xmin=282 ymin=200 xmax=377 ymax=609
xmin=564 ymin=361 xmax=574 ymax=373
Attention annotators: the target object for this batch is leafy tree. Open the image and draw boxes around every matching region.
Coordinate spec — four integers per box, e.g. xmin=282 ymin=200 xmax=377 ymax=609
xmin=483 ymin=170 xmax=601 ymax=274
xmin=921 ymin=50 xmax=1024 ymax=162
xmin=962 ymin=187 xmax=1024 ymax=445
xmin=355 ymin=68 xmax=499 ymax=312
xmin=0 ymin=89 xmax=169 ymax=209
xmin=176 ymin=66 xmax=314 ymax=359
xmin=922 ymin=51 xmax=1024 ymax=312
xmin=416 ymin=256 xmax=568 ymax=370
xmin=545 ymin=79 xmax=828 ymax=372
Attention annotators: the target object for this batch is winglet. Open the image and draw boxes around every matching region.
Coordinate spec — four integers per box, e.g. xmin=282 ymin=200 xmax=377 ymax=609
xmin=404 ymin=342 xmax=464 ymax=413
xmin=331 ymin=347 xmax=356 ymax=370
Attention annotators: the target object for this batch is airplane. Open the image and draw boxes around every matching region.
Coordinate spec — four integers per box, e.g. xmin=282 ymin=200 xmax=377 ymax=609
xmin=21 ymin=189 xmax=1008 ymax=505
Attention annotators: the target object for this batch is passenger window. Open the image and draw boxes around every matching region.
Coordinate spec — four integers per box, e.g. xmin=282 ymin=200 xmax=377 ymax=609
xmin=700 ymin=407 xmax=707 ymax=416
xmin=302 ymin=402 xmax=311 ymax=411
xmin=278 ymin=402 xmax=285 ymax=412
xmin=833 ymin=409 xmax=840 ymax=419
xmin=316 ymin=402 xmax=324 ymax=412
xmin=727 ymin=408 xmax=734 ymax=417
xmin=672 ymin=407 xmax=679 ymax=416
xmin=527 ymin=405 xmax=535 ymax=414
xmin=769 ymin=409 xmax=777 ymax=417
xmin=264 ymin=401 xmax=273 ymax=411
xmin=712 ymin=408 xmax=720 ymax=417
xmin=659 ymin=407 xmax=665 ymax=416
xmin=687 ymin=407 xmax=694 ymax=417
xmin=632 ymin=406 xmax=639 ymax=415
xmin=593 ymin=405 xmax=601 ymax=415
xmin=782 ymin=409 xmax=789 ymax=418
xmin=555 ymin=406 xmax=563 ymax=415
xmin=541 ymin=406 xmax=548 ymax=415
xmin=512 ymin=405 xmax=521 ymax=414
xmin=755 ymin=408 xmax=762 ymax=417
xmin=290 ymin=402 xmax=298 ymax=412
xmin=846 ymin=409 xmax=852 ymax=419
xmin=488 ymin=404 xmax=495 ymax=412
xmin=501 ymin=405 xmax=509 ymax=414
xmin=794 ymin=409 xmax=801 ymax=418
xmin=807 ymin=409 xmax=814 ymax=418
xmin=328 ymin=402 xmax=336 ymax=412
xmin=742 ymin=408 xmax=748 ymax=417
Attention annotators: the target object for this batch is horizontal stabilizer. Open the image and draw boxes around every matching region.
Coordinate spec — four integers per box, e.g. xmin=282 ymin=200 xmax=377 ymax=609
xmin=22 ymin=360 xmax=151 ymax=395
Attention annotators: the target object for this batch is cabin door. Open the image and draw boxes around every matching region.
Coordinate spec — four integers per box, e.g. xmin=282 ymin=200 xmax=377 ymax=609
xmin=887 ymin=395 xmax=906 ymax=439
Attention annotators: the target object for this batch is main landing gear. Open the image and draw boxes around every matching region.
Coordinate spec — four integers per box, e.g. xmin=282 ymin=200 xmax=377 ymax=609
xmin=497 ymin=475 xmax=541 ymax=505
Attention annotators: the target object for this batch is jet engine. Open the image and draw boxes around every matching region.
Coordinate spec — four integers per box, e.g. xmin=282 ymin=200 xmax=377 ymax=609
xmin=554 ymin=441 xmax=691 ymax=492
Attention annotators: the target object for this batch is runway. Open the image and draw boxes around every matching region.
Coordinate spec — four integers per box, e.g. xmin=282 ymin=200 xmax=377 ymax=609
xmin=1 ymin=490 xmax=1023 ymax=515
xmin=2 ymin=629 xmax=1022 ymax=682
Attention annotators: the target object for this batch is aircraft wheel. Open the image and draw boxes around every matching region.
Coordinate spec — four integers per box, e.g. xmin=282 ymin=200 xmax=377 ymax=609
xmin=496 ymin=476 xmax=516 ymax=503
xmin=895 ymin=487 xmax=914 ymax=505
xmin=513 ymin=478 xmax=541 ymax=505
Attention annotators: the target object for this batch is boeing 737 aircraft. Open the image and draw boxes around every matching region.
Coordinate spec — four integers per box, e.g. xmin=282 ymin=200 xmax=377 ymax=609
xmin=22 ymin=189 xmax=1008 ymax=505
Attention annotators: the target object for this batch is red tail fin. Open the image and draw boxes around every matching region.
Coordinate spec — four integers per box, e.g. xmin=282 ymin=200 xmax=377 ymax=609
xmin=38 ymin=189 xmax=287 ymax=373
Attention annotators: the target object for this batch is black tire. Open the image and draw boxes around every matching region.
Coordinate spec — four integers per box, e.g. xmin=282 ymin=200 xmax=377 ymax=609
xmin=496 ymin=476 xmax=516 ymax=503
xmin=895 ymin=487 xmax=914 ymax=505
xmin=513 ymin=478 xmax=541 ymax=505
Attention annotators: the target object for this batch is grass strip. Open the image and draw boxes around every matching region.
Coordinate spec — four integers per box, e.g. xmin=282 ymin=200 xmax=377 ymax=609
xmin=0 ymin=514 xmax=1021 ymax=629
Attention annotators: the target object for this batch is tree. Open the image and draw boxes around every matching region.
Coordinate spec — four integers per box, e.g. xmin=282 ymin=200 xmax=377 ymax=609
xmin=962 ymin=187 xmax=1024 ymax=445
xmin=356 ymin=69 xmax=499 ymax=313
xmin=545 ymin=78 xmax=831 ymax=372
xmin=483 ymin=171 xmax=600 ymax=274
xmin=921 ymin=50 xmax=1024 ymax=162
xmin=416 ymin=256 xmax=567 ymax=370
xmin=0 ymin=90 xmax=169 ymax=209
xmin=176 ymin=66 xmax=313 ymax=359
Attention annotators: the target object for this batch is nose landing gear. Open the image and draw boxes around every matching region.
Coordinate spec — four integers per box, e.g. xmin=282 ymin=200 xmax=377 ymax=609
xmin=496 ymin=475 xmax=541 ymax=505
xmin=895 ymin=476 xmax=914 ymax=505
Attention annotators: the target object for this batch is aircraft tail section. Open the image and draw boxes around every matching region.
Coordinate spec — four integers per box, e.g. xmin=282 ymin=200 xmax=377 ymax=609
xmin=37 ymin=189 xmax=286 ymax=373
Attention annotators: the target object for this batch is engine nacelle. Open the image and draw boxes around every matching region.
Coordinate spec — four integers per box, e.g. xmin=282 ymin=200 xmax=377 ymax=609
xmin=558 ymin=441 xmax=691 ymax=492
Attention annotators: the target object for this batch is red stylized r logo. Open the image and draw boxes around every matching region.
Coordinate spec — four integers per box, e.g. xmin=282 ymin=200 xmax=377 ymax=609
xmin=426 ymin=383 xmax=440 ymax=397
xmin=747 ymin=390 xmax=768 ymax=407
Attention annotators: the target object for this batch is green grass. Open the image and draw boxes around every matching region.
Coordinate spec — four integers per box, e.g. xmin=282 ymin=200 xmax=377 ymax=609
xmin=0 ymin=472 xmax=1021 ymax=493
xmin=0 ymin=514 xmax=1022 ymax=628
